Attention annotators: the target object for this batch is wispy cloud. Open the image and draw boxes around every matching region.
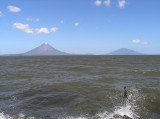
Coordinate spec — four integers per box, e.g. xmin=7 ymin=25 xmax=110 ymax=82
xmin=132 ymin=39 xmax=148 ymax=45
xmin=94 ymin=0 xmax=127 ymax=8
xmin=13 ymin=22 xmax=58 ymax=35
xmin=74 ymin=22 xmax=79 ymax=27
xmin=132 ymin=39 xmax=140 ymax=44
xmin=104 ymin=0 xmax=111 ymax=7
xmin=118 ymin=0 xmax=126 ymax=8
xmin=26 ymin=17 xmax=39 ymax=22
xmin=0 ymin=11 xmax=3 ymax=16
xmin=8 ymin=5 xmax=21 ymax=13
xmin=94 ymin=0 xmax=102 ymax=6
xmin=50 ymin=27 xmax=58 ymax=33
xmin=13 ymin=23 xmax=33 ymax=34
xmin=60 ymin=20 xmax=64 ymax=24
xmin=143 ymin=42 xmax=148 ymax=45
xmin=36 ymin=28 xmax=50 ymax=34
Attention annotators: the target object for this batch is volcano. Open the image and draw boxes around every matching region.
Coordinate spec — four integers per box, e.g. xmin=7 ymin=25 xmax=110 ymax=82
xmin=107 ymin=48 xmax=142 ymax=55
xmin=23 ymin=43 xmax=68 ymax=56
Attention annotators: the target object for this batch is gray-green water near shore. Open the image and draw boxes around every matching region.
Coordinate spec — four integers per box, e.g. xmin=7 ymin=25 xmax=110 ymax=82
xmin=0 ymin=56 xmax=160 ymax=119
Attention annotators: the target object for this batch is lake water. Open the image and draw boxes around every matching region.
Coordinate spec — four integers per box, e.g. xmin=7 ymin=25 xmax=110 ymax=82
xmin=0 ymin=56 xmax=160 ymax=119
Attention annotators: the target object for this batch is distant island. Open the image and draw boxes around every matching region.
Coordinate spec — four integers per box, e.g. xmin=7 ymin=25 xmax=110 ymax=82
xmin=1 ymin=43 xmax=145 ymax=56
xmin=23 ymin=45 xmax=143 ymax=56
xmin=107 ymin=48 xmax=142 ymax=55
xmin=22 ymin=43 xmax=69 ymax=56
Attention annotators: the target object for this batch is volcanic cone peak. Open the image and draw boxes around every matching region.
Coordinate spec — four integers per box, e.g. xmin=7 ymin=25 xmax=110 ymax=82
xmin=23 ymin=43 xmax=68 ymax=56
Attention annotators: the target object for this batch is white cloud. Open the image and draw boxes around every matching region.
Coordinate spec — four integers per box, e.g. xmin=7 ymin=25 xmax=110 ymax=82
xmin=104 ymin=0 xmax=111 ymax=7
xmin=132 ymin=40 xmax=140 ymax=44
xmin=8 ymin=5 xmax=21 ymax=12
xmin=13 ymin=23 xmax=33 ymax=34
xmin=60 ymin=20 xmax=64 ymax=24
xmin=118 ymin=0 xmax=126 ymax=8
xmin=13 ymin=22 xmax=58 ymax=35
xmin=94 ymin=0 xmax=102 ymax=6
xmin=74 ymin=22 xmax=79 ymax=27
xmin=143 ymin=42 xmax=148 ymax=45
xmin=50 ymin=27 xmax=58 ymax=33
xmin=0 ymin=11 xmax=3 ymax=16
xmin=37 ymin=28 xmax=50 ymax=34
xmin=26 ymin=17 xmax=39 ymax=22
xmin=132 ymin=39 xmax=148 ymax=45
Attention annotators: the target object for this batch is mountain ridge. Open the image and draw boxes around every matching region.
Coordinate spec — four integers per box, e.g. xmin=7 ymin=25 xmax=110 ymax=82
xmin=23 ymin=43 xmax=69 ymax=56
xmin=107 ymin=48 xmax=142 ymax=55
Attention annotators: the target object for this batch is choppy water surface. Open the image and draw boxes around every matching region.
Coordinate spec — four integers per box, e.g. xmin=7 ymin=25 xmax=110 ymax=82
xmin=0 ymin=56 xmax=160 ymax=119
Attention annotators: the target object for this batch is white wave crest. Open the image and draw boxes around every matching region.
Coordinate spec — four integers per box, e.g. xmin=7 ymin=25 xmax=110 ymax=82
xmin=96 ymin=102 xmax=135 ymax=119
xmin=0 ymin=89 xmax=140 ymax=119
xmin=0 ymin=113 xmax=35 ymax=119
xmin=0 ymin=113 xmax=11 ymax=119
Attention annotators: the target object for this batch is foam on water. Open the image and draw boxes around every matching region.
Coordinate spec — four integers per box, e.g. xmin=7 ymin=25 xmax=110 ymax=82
xmin=96 ymin=88 xmax=140 ymax=119
xmin=0 ymin=113 xmax=6 ymax=119
xmin=66 ymin=117 xmax=87 ymax=119
xmin=0 ymin=105 xmax=136 ymax=119
xmin=0 ymin=88 xmax=141 ymax=119
xmin=0 ymin=102 xmax=137 ymax=119
xmin=96 ymin=101 xmax=135 ymax=119
xmin=0 ymin=94 xmax=139 ymax=119
xmin=0 ymin=113 xmax=11 ymax=119
xmin=0 ymin=113 xmax=42 ymax=119
xmin=0 ymin=113 xmax=88 ymax=119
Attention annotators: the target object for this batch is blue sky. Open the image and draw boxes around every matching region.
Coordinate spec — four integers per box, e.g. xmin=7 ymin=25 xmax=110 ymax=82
xmin=0 ymin=0 xmax=160 ymax=54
